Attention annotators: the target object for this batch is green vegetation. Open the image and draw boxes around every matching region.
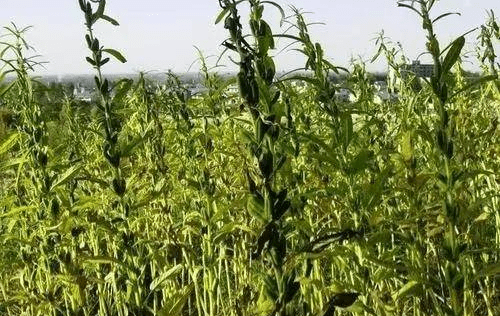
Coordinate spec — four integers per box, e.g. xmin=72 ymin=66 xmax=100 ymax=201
xmin=0 ymin=0 xmax=499 ymax=315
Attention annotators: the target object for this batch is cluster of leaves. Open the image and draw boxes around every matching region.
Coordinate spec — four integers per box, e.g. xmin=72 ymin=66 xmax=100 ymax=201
xmin=0 ymin=1 xmax=499 ymax=316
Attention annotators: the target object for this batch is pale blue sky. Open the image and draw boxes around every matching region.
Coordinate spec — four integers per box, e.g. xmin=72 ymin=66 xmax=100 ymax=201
xmin=0 ymin=0 xmax=498 ymax=75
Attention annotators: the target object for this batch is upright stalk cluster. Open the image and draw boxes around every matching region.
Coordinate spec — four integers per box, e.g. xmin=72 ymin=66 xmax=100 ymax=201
xmin=78 ymin=0 xmax=128 ymax=204
xmin=0 ymin=25 xmax=56 ymax=215
xmin=398 ymin=1 xmax=498 ymax=315
xmin=218 ymin=1 xmax=299 ymax=314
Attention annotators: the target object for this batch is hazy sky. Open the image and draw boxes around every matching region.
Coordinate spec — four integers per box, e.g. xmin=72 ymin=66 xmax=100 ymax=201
xmin=0 ymin=0 xmax=498 ymax=75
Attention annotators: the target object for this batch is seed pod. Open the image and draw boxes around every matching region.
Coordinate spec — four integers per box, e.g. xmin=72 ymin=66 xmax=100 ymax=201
xmin=71 ymin=226 xmax=86 ymax=238
xmin=328 ymin=292 xmax=359 ymax=308
xmin=91 ymin=38 xmax=99 ymax=52
xmin=40 ymin=151 xmax=48 ymax=167
xmin=275 ymin=155 xmax=286 ymax=172
xmin=121 ymin=231 xmax=135 ymax=249
xmin=238 ymin=71 xmax=251 ymax=101
xmin=100 ymin=57 xmax=110 ymax=66
xmin=284 ymin=279 xmax=300 ymax=303
xmin=51 ymin=198 xmax=60 ymax=217
xmin=101 ymin=78 xmax=109 ymax=95
xmin=256 ymin=117 xmax=271 ymax=143
xmin=446 ymin=140 xmax=454 ymax=159
xmin=85 ymin=34 xmax=92 ymax=49
xmin=224 ymin=16 xmax=235 ymax=31
xmin=258 ymin=56 xmax=276 ymax=85
xmin=440 ymin=82 xmax=448 ymax=105
xmin=251 ymin=222 xmax=276 ymax=259
xmin=273 ymin=199 xmax=290 ymax=221
xmin=248 ymin=78 xmax=260 ymax=105
xmin=410 ymin=156 xmax=417 ymax=169
xmin=112 ymin=177 xmax=126 ymax=196
xmin=436 ymin=129 xmax=446 ymax=153
xmin=245 ymin=170 xmax=257 ymax=195
xmin=258 ymin=151 xmax=274 ymax=180
xmin=103 ymin=143 xmax=120 ymax=168
xmin=85 ymin=3 xmax=93 ymax=25
xmin=271 ymin=90 xmax=280 ymax=106
xmin=32 ymin=127 xmax=43 ymax=143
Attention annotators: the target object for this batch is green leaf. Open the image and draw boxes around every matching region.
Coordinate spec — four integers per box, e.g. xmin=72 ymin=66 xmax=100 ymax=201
xmin=214 ymin=223 xmax=253 ymax=245
xmin=102 ymin=48 xmax=127 ymax=63
xmin=119 ymin=129 xmax=150 ymax=157
xmin=441 ymin=36 xmax=464 ymax=75
xmin=215 ymin=8 xmax=229 ymax=25
xmin=101 ymin=14 xmax=119 ymax=26
xmin=272 ymin=34 xmax=303 ymax=43
xmin=323 ymin=59 xmax=349 ymax=74
xmin=150 ymin=264 xmax=183 ymax=291
xmin=247 ymin=194 xmax=268 ymax=224
xmin=474 ymin=212 xmax=490 ymax=223
xmin=450 ymin=74 xmax=498 ymax=98
xmin=347 ymin=149 xmax=373 ymax=175
xmin=50 ymin=164 xmax=82 ymax=191
xmin=342 ymin=114 xmax=353 ymax=152
xmin=0 ymin=81 xmax=15 ymax=98
xmin=0 ymin=132 xmax=20 ymax=155
xmin=432 ymin=12 xmax=460 ymax=24
xmin=112 ymin=78 xmax=133 ymax=103
xmin=475 ymin=263 xmax=500 ymax=280
xmin=0 ymin=157 xmax=28 ymax=171
xmin=158 ymin=284 xmax=194 ymax=316
xmin=397 ymin=3 xmax=423 ymax=18
xmin=91 ymin=0 xmax=106 ymax=25
xmin=82 ymin=255 xmax=123 ymax=266
xmin=261 ymin=1 xmax=285 ymax=26
xmin=392 ymin=280 xmax=422 ymax=301
xmin=400 ymin=131 xmax=413 ymax=162
xmin=85 ymin=56 xmax=96 ymax=66
xmin=0 ymin=205 xmax=37 ymax=219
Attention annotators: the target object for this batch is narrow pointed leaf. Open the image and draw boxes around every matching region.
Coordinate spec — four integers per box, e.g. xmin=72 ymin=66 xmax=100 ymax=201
xmin=215 ymin=8 xmax=229 ymax=25
xmin=102 ymin=48 xmax=127 ymax=63
xmin=0 ymin=132 xmax=20 ymax=155
xmin=441 ymin=36 xmax=464 ymax=75
xmin=150 ymin=264 xmax=183 ymax=291
xmin=91 ymin=0 xmax=106 ymax=24
xmin=432 ymin=12 xmax=460 ymax=24
xmin=101 ymin=14 xmax=119 ymax=26
xmin=0 ymin=81 xmax=15 ymax=98
xmin=51 ymin=164 xmax=82 ymax=191
xmin=397 ymin=4 xmax=423 ymax=17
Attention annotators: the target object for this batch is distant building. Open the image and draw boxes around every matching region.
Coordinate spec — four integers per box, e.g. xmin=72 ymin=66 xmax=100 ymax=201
xmin=335 ymin=88 xmax=351 ymax=102
xmin=73 ymin=83 xmax=96 ymax=102
xmin=402 ymin=60 xmax=434 ymax=78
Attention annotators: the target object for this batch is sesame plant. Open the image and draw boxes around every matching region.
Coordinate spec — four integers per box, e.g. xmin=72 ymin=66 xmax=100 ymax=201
xmin=0 ymin=1 xmax=499 ymax=316
xmin=217 ymin=1 xmax=301 ymax=314
xmin=396 ymin=1 xmax=499 ymax=315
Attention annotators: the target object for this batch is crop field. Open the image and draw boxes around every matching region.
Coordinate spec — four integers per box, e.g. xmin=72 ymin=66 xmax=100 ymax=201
xmin=0 ymin=0 xmax=499 ymax=315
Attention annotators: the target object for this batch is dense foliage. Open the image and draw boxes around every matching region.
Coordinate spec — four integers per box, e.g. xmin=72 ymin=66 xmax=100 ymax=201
xmin=0 ymin=0 xmax=499 ymax=315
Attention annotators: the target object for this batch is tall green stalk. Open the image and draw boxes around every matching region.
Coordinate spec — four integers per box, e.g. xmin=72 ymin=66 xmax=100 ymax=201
xmin=78 ymin=0 xmax=128 ymax=204
xmin=217 ymin=1 xmax=300 ymax=314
